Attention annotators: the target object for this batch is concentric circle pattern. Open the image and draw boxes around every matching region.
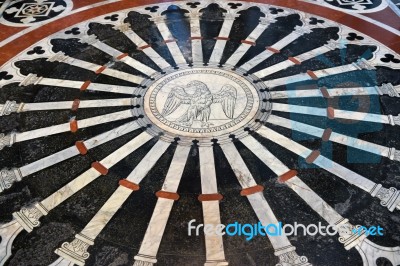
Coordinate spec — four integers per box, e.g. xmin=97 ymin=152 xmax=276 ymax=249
xmin=0 ymin=1 xmax=399 ymax=266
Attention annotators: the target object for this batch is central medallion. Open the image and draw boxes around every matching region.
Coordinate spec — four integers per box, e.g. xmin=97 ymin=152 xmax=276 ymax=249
xmin=144 ymin=68 xmax=260 ymax=139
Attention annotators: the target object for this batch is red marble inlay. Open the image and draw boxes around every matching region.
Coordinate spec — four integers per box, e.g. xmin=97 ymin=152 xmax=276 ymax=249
xmin=138 ymin=44 xmax=152 ymax=50
xmin=214 ymin=37 xmax=230 ymax=41
xmin=156 ymin=191 xmax=180 ymax=200
xmin=116 ymin=53 xmax=129 ymax=60
xmin=198 ymin=193 xmax=224 ymax=201
xmin=240 ymin=185 xmax=264 ymax=196
xmin=306 ymin=150 xmax=320 ymax=164
xmin=322 ymin=128 xmax=332 ymax=142
xmin=327 ymin=107 xmax=335 ymax=119
xmin=189 ymin=36 xmax=203 ymax=40
xmin=320 ymin=87 xmax=331 ymax=98
xmin=278 ymin=169 xmax=298 ymax=183
xmin=307 ymin=70 xmax=318 ymax=80
xmin=266 ymin=47 xmax=280 ymax=53
xmin=241 ymin=40 xmax=256 ymax=46
xmin=75 ymin=141 xmax=88 ymax=155
xmin=70 ymin=119 xmax=78 ymax=133
xmin=288 ymin=57 xmax=301 ymax=65
xmin=92 ymin=161 xmax=109 ymax=175
xmin=71 ymin=99 xmax=80 ymax=111
xmin=95 ymin=65 xmax=107 ymax=74
xmin=80 ymin=81 xmax=91 ymax=91
xmin=119 ymin=179 xmax=140 ymax=191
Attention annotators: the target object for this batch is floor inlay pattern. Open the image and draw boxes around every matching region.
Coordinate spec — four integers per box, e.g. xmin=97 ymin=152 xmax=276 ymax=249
xmin=0 ymin=1 xmax=399 ymax=265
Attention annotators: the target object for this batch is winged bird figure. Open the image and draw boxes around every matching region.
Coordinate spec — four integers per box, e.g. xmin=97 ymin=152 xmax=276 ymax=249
xmin=161 ymin=81 xmax=237 ymax=127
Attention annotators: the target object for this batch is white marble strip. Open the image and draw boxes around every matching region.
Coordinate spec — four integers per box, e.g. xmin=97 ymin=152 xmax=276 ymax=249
xmin=189 ymin=14 xmax=203 ymax=64
xmin=220 ymin=142 xmax=308 ymax=263
xmin=271 ymin=103 xmax=390 ymax=124
xmin=78 ymin=140 xmax=169 ymax=240
xmin=219 ymin=143 xmax=257 ymax=188
xmin=15 ymin=110 xmax=132 ymax=143
xmin=208 ymin=14 xmax=238 ymax=65
xmin=89 ymin=40 xmax=156 ymax=76
xmin=2 ymin=121 xmax=140 ymax=192
xmin=121 ymin=27 xmax=171 ymax=69
xmin=153 ymin=20 xmax=187 ymax=65
xmin=267 ymin=114 xmax=390 ymax=157
xmin=224 ymin=21 xmax=268 ymax=67
xmin=126 ymin=140 xmax=170 ymax=184
xmin=258 ymin=126 xmax=377 ymax=193
xmin=252 ymin=44 xmax=333 ymax=78
xmin=199 ymin=147 xmax=227 ymax=264
xmin=50 ymin=54 xmax=144 ymax=84
xmin=269 ymin=87 xmax=378 ymax=99
xmin=240 ymin=31 xmax=301 ymax=71
xmin=265 ymin=63 xmax=360 ymax=88
xmin=41 ymin=131 xmax=153 ymax=212
xmin=21 ymin=99 xmax=131 ymax=112
xmin=134 ymin=145 xmax=191 ymax=265
xmin=28 ymin=76 xmax=136 ymax=95
xmin=241 ymin=135 xmax=346 ymax=225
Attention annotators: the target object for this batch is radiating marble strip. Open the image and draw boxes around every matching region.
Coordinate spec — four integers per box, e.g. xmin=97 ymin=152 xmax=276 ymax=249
xmin=79 ymin=35 xmax=156 ymax=76
xmin=198 ymin=146 xmax=228 ymax=266
xmin=258 ymin=126 xmax=400 ymax=212
xmin=15 ymin=98 xmax=131 ymax=113
xmin=53 ymin=140 xmax=170 ymax=266
xmin=240 ymin=135 xmax=400 ymax=265
xmin=47 ymin=52 xmax=144 ymax=84
xmin=0 ymin=121 xmax=141 ymax=193
xmin=265 ymin=58 xmax=374 ymax=88
xmin=225 ymin=17 xmax=271 ymax=67
xmin=240 ymin=26 xmax=317 ymax=71
xmin=116 ymin=23 xmax=171 ymax=69
xmin=252 ymin=39 xmax=343 ymax=78
xmin=269 ymin=86 xmax=379 ymax=99
xmin=15 ymin=109 xmax=132 ymax=143
xmin=220 ymin=142 xmax=311 ymax=266
xmin=134 ymin=145 xmax=191 ymax=266
xmin=19 ymin=74 xmax=137 ymax=95
xmin=208 ymin=13 xmax=239 ymax=65
xmin=188 ymin=12 xmax=203 ymax=65
xmin=150 ymin=16 xmax=187 ymax=65
xmin=0 ymin=132 xmax=153 ymax=264
xmin=267 ymin=114 xmax=395 ymax=159
xmin=271 ymin=103 xmax=391 ymax=124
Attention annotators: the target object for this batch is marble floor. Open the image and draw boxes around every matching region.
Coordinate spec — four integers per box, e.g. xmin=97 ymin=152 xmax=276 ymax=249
xmin=0 ymin=0 xmax=399 ymax=265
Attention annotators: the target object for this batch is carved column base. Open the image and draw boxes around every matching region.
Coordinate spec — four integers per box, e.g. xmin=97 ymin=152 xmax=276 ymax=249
xmin=204 ymin=260 xmax=229 ymax=266
xmin=356 ymin=239 xmax=400 ymax=266
xmin=0 ymin=220 xmax=24 ymax=265
xmin=133 ymin=254 xmax=157 ymax=266
xmin=336 ymin=220 xmax=366 ymax=250
xmin=12 ymin=202 xmax=48 ymax=232
xmin=0 ymin=168 xmax=22 ymax=193
xmin=0 ymin=133 xmax=16 ymax=150
xmin=274 ymin=246 xmax=311 ymax=266
xmin=55 ymin=233 xmax=94 ymax=266
xmin=370 ymin=184 xmax=400 ymax=211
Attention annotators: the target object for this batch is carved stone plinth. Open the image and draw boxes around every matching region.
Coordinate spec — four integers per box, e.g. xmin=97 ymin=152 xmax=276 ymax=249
xmin=55 ymin=233 xmax=94 ymax=266
xmin=378 ymin=83 xmax=399 ymax=97
xmin=19 ymin=73 xmax=43 ymax=86
xmin=0 ymin=133 xmax=16 ymax=150
xmin=370 ymin=184 xmax=400 ymax=211
xmin=388 ymin=114 xmax=400 ymax=126
xmin=0 ymin=101 xmax=21 ymax=116
xmin=274 ymin=246 xmax=311 ymax=266
xmin=336 ymin=220 xmax=366 ymax=250
xmin=13 ymin=202 xmax=49 ymax=232
xmin=0 ymin=168 xmax=22 ymax=192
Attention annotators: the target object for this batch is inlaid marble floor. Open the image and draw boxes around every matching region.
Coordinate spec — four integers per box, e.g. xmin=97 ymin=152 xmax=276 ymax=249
xmin=0 ymin=0 xmax=399 ymax=265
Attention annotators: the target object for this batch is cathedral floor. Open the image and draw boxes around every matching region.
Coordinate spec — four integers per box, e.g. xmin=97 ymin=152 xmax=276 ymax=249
xmin=0 ymin=0 xmax=399 ymax=265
